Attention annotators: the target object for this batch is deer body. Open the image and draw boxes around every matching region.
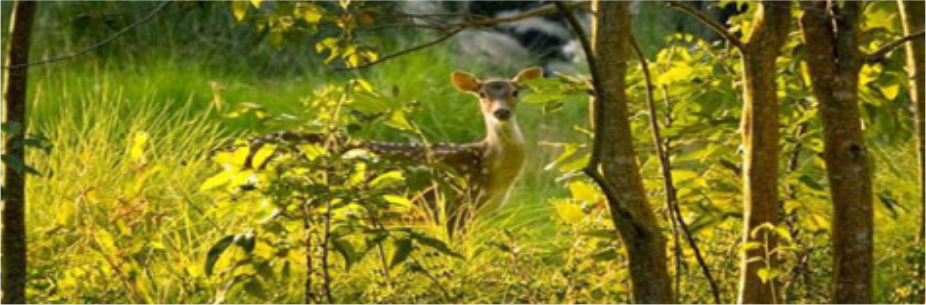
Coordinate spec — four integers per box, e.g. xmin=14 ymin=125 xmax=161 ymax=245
xmin=252 ymin=67 xmax=541 ymax=229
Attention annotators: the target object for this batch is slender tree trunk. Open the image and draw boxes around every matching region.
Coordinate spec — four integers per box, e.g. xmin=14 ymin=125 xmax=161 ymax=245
xmin=798 ymin=2 xmax=873 ymax=303
xmin=2 ymin=1 xmax=37 ymax=304
xmin=736 ymin=2 xmax=791 ymax=304
xmin=591 ymin=2 xmax=673 ymax=303
xmin=898 ymin=0 xmax=925 ymax=242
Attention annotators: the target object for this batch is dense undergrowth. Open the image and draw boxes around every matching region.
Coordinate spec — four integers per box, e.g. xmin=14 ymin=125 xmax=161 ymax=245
xmin=7 ymin=1 xmax=924 ymax=303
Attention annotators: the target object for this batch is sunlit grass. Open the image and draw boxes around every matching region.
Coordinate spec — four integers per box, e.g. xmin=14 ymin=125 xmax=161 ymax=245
xmin=20 ymin=36 xmax=922 ymax=304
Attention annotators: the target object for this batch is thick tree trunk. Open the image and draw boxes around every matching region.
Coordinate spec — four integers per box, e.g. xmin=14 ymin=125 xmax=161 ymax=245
xmin=2 ymin=1 xmax=37 ymax=304
xmin=798 ymin=2 xmax=873 ymax=303
xmin=736 ymin=2 xmax=790 ymax=304
xmin=591 ymin=2 xmax=673 ymax=303
xmin=898 ymin=0 xmax=925 ymax=242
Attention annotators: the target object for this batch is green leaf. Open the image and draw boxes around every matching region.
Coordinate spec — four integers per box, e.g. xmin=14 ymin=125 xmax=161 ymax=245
xmin=590 ymin=249 xmax=618 ymax=261
xmin=95 ymin=228 xmax=118 ymax=254
xmin=231 ymin=1 xmax=249 ymax=21
xmin=235 ymin=231 xmax=256 ymax=253
xmin=206 ymin=235 xmax=236 ymax=276
xmin=383 ymin=195 xmax=413 ymax=210
xmin=544 ymin=143 xmax=577 ymax=171
xmin=389 ymin=238 xmax=413 ymax=269
xmin=798 ymin=175 xmax=824 ymax=191
xmin=332 ymin=238 xmax=358 ymax=270
xmin=411 ymin=234 xmax=463 ymax=259
xmin=757 ymin=267 xmax=780 ymax=283
xmin=579 ymin=229 xmax=617 ymax=240
xmin=243 ymin=279 xmax=267 ymax=298
xmin=521 ymin=92 xmax=570 ymax=104
xmin=1 ymin=154 xmax=39 ymax=175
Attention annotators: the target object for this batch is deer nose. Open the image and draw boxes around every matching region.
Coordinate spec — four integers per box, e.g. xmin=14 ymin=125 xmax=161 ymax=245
xmin=493 ymin=109 xmax=512 ymax=120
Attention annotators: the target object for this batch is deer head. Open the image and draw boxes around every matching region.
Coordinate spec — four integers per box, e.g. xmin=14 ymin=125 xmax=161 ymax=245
xmin=450 ymin=67 xmax=543 ymax=126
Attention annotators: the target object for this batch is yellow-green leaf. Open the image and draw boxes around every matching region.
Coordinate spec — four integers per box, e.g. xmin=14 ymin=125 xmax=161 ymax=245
xmin=129 ymin=131 xmax=149 ymax=163
xmin=383 ymin=195 xmax=413 ymax=211
xmin=880 ymin=83 xmax=900 ymax=100
xmin=555 ymin=201 xmax=585 ymax=224
xmin=200 ymin=171 xmax=233 ymax=192
xmin=251 ymin=144 xmax=276 ymax=168
xmin=232 ymin=1 xmax=248 ymax=21
xmin=568 ymin=180 xmax=600 ymax=203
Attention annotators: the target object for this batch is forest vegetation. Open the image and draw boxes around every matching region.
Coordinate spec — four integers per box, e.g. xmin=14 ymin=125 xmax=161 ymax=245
xmin=1 ymin=1 xmax=924 ymax=304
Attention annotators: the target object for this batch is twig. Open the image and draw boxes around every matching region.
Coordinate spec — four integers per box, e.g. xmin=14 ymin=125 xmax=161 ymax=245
xmin=632 ymin=35 xmax=681 ymax=303
xmin=630 ymin=36 xmax=723 ymax=304
xmin=320 ymin=198 xmax=334 ymax=304
xmin=302 ymin=203 xmax=317 ymax=304
xmin=554 ymin=1 xmax=602 ymax=161
xmin=4 ymin=1 xmax=172 ymax=69
xmin=867 ymin=29 xmax=926 ymax=62
xmin=665 ymin=1 xmax=744 ymax=51
xmin=410 ymin=254 xmax=453 ymax=302
xmin=337 ymin=28 xmax=462 ymax=71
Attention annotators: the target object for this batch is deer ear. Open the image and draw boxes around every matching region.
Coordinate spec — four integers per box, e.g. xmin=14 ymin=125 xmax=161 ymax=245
xmin=451 ymin=71 xmax=481 ymax=93
xmin=512 ymin=66 xmax=543 ymax=84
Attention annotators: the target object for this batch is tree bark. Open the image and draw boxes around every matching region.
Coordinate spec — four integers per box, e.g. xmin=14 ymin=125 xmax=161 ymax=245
xmin=798 ymin=1 xmax=873 ymax=303
xmin=590 ymin=2 xmax=673 ymax=303
xmin=2 ymin=1 xmax=37 ymax=304
xmin=898 ymin=0 xmax=925 ymax=242
xmin=736 ymin=2 xmax=791 ymax=304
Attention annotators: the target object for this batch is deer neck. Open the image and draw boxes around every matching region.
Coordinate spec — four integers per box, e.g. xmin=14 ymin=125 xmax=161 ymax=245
xmin=484 ymin=114 xmax=525 ymax=153
xmin=482 ymin=115 xmax=526 ymax=181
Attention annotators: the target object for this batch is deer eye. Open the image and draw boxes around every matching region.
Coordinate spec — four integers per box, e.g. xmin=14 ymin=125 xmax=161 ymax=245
xmin=478 ymin=92 xmax=487 ymax=98
xmin=512 ymin=90 xmax=520 ymax=98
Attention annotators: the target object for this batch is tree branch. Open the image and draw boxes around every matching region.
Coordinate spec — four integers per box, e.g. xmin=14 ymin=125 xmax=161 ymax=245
xmin=451 ymin=1 xmax=590 ymax=28
xmin=666 ymin=1 xmax=744 ymax=51
xmin=341 ymin=1 xmax=590 ymax=71
xmin=3 ymin=1 xmax=172 ymax=69
xmin=867 ymin=29 xmax=926 ymax=63
xmin=554 ymin=1 xmax=602 ymax=165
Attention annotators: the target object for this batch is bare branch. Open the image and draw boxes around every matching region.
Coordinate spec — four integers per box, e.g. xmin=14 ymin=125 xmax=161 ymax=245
xmin=867 ymin=29 xmax=926 ymax=63
xmin=453 ymin=1 xmax=590 ymax=28
xmin=666 ymin=1 xmax=744 ymax=51
xmin=336 ymin=28 xmax=463 ymax=71
xmin=3 ymin=1 xmax=172 ymax=69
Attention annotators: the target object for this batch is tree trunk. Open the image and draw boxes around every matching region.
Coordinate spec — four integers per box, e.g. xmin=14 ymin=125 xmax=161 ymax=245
xmin=898 ymin=0 xmax=925 ymax=242
xmin=2 ymin=1 xmax=37 ymax=304
xmin=591 ymin=2 xmax=673 ymax=303
xmin=736 ymin=2 xmax=791 ymax=304
xmin=798 ymin=1 xmax=873 ymax=303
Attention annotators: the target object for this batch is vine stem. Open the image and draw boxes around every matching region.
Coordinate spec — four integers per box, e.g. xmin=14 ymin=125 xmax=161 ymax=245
xmin=630 ymin=36 xmax=723 ymax=304
xmin=302 ymin=203 xmax=317 ymax=304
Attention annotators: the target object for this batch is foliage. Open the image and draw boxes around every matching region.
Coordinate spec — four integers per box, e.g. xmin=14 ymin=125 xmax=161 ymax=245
xmin=11 ymin=1 xmax=925 ymax=304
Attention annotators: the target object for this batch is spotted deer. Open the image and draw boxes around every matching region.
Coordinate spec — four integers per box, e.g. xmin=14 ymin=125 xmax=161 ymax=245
xmin=251 ymin=67 xmax=542 ymax=232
